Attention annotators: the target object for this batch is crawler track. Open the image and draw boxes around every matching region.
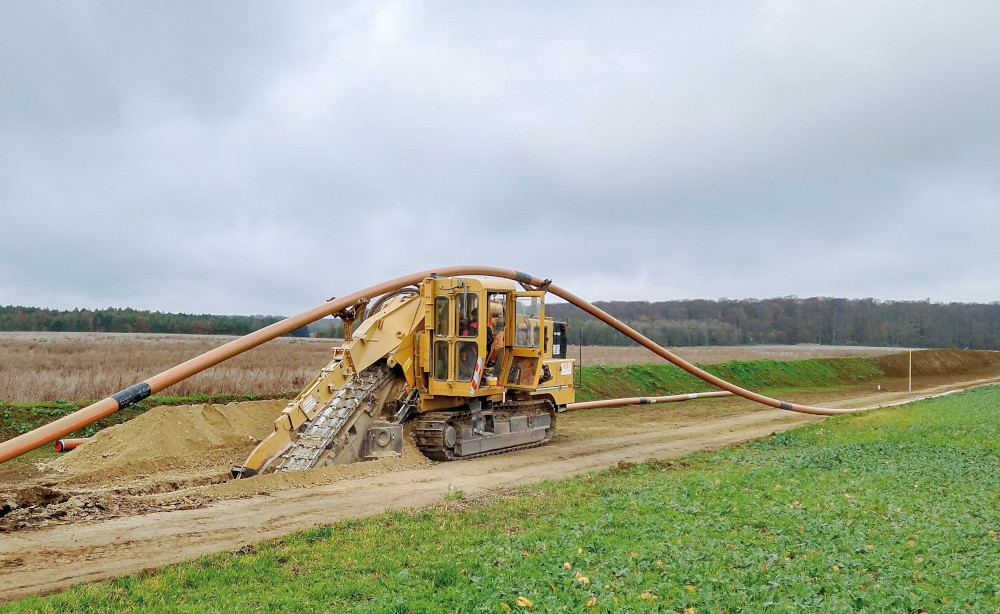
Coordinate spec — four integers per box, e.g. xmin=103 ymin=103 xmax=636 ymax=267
xmin=414 ymin=401 xmax=556 ymax=461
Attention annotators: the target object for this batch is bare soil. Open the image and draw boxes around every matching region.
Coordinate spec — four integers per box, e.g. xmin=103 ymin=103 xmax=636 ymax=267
xmin=1 ymin=348 xmax=999 ymax=601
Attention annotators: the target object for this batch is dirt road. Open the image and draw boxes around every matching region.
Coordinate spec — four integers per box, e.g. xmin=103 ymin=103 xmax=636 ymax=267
xmin=3 ymin=369 xmax=997 ymax=602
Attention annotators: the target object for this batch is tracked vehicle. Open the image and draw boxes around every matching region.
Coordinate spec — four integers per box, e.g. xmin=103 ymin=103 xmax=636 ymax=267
xmin=230 ymin=275 xmax=575 ymax=477
xmin=0 ymin=265 xmax=852 ymax=470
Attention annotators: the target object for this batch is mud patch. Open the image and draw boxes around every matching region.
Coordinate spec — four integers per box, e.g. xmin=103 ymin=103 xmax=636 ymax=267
xmin=0 ymin=486 xmax=74 ymax=532
xmin=0 ymin=476 xmax=227 ymax=532
xmin=1 ymin=486 xmax=70 ymax=520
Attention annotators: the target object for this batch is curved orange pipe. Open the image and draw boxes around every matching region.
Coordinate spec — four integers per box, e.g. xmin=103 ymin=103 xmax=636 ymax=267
xmin=544 ymin=281 xmax=864 ymax=416
xmin=0 ymin=265 xmax=862 ymax=464
xmin=565 ymin=391 xmax=733 ymax=411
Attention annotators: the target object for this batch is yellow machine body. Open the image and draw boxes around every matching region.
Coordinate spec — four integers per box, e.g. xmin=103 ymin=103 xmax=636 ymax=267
xmin=235 ymin=276 xmax=574 ymax=476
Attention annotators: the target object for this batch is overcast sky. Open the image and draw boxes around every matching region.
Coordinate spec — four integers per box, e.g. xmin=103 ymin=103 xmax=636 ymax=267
xmin=2 ymin=1 xmax=999 ymax=316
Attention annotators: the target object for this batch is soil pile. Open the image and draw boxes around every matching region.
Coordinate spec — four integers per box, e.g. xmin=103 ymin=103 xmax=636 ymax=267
xmin=48 ymin=400 xmax=287 ymax=483
xmin=877 ymin=349 xmax=1000 ymax=378
xmin=0 ymin=400 xmax=435 ymax=531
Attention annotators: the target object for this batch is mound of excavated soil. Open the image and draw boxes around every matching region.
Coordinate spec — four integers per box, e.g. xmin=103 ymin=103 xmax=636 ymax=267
xmin=48 ymin=400 xmax=288 ymax=482
xmin=1 ymin=401 xmax=434 ymax=532
xmin=877 ymin=349 xmax=1000 ymax=378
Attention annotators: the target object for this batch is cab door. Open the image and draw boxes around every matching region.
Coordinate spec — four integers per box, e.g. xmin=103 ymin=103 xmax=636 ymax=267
xmin=500 ymin=292 xmax=545 ymax=389
xmin=424 ymin=280 xmax=485 ymax=398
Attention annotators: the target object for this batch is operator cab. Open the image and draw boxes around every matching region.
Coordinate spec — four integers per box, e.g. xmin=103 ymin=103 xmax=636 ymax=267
xmin=422 ymin=278 xmax=547 ymax=404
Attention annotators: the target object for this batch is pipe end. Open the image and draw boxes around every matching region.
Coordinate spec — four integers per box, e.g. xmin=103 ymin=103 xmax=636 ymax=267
xmin=230 ymin=466 xmax=257 ymax=479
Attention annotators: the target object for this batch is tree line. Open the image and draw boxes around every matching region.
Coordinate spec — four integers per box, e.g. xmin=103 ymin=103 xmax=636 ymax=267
xmin=546 ymin=297 xmax=1000 ymax=350
xmin=0 ymin=306 xmax=310 ymax=337
xmin=7 ymin=296 xmax=1000 ymax=349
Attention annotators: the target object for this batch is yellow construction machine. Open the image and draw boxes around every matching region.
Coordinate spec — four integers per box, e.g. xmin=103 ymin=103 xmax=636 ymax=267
xmin=230 ymin=275 xmax=575 ymax=477
xmin=0 ymin=266 xmax=845 ymax=472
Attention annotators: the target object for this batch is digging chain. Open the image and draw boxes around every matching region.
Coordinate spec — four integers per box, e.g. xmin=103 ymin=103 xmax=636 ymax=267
xmin=271 ymin=364 xmax=394 ymax=473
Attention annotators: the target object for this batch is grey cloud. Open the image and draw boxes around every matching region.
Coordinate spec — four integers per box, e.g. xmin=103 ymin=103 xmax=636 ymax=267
xmin=2 ymin=1 xmax=1000 ymax=316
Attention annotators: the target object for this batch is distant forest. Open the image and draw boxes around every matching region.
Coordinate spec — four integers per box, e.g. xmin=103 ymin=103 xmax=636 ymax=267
xmin=547 ymin=297 xmax=1000 ymax=350
xmin=0 ymin=306 xmax=311 ymax=337
xmin=6 ymin=297 xmax=1000 ymax=350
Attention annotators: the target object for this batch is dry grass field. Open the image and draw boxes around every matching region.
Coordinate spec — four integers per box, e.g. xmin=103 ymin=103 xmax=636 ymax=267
xmin=0 ymin=332 xmax=337 ymax=402
xmin=0 ymin=332 xmax=904 ymax=403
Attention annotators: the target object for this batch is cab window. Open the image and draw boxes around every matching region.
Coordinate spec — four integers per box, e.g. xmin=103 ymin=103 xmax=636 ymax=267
xmin=434 ymin=296 xmax=449 ymax=337
xmin=487 ymin=293 xmax=506 ymax=334
xmin=456 ymin=340 xmax=479 ymax=382
xmin=507 ymin=356 xmax=538 ymax=386
xmin=485 ymin=292 xmax=507 ymax=367
xmin=457 ymin=293 xmax=479 ymax=338
xmin=434 ymin=340 xmax=449 ymax=381
xmin=514 ymin=296 xmax=541 ymax=348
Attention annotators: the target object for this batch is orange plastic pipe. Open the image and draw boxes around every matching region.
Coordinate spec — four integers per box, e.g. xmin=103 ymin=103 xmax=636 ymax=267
xmin=54 ymin=438 xmax=89 ymax=452
xmin=0 ymin=266 xmax=518 ymax=464
xmin=543 ymin=281 xmax=864 ymax=416
xmin=565 ymin=391 xmax=733 ymax=411
xmin=0 ymin=265 xmax=859 ymax=465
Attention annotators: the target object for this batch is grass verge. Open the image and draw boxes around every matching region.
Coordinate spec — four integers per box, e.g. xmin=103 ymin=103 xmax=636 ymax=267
xmin=576 ymin=356 xmax=887 ymax=401
xmin=7 ymin=384 xmax=1000 ymax=612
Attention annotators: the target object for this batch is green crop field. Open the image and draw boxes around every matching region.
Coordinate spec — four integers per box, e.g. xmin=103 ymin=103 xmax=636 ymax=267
xmin=7 ymin=381 xmax=1000 ymax=612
